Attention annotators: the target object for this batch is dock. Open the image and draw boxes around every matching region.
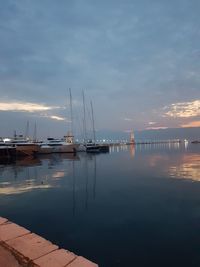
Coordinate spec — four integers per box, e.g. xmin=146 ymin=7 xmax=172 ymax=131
xmin=0 ymin=217 xmax=98 ymax=267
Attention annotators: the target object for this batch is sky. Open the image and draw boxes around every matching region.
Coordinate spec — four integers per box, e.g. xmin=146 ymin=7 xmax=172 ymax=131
xmin=0 ymin=0 xmax=200 ymax=139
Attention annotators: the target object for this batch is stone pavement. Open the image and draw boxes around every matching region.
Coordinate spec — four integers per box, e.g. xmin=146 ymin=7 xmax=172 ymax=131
xmin=0 ymin=217 xmax=98 ymax=267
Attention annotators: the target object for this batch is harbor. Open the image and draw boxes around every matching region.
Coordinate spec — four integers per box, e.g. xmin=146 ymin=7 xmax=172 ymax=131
xmin=0 ymin=133 xmax=194 ymax=163
xmin=0 ymin=0 xmax=200 ymax=265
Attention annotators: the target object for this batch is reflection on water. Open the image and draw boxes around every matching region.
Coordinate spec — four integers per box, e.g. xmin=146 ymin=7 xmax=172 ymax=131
xmin=129 ymin=144 xmax=135 ymax=158
xmin=1 ymin=143 xmax=199 ymax=196
xmin=0 ymin=154 xmax=80 ymax=195
xmin=0 ymin=153 xmax=99 ymax=215
xmin=169 ymin=154 xmax=200 ymax=181
xmin=110 ymin=142 xmax=185 ymax=156
xmin=0 ymin=144 xmax=200 ymax=267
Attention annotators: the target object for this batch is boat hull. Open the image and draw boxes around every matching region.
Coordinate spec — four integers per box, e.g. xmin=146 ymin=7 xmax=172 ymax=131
xmin=86 ymin=144 xmax=109 ymax=153
xmin=48 ymin=144 xmax=79 ymax=153
xmin=38 ymin=145 xmax=53 ymax=154
xmin=0 ymin=146 xmax=16 ymax=160
xmin=15 ymin=144 xmax=39 ymax=156
xmin=191 ymin=140 xmax=200 ymax=144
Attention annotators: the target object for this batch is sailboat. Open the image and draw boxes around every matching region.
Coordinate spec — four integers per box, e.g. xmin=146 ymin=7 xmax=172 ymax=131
xmin=85 ymin=100 xmax=100 ymax=152
xmin=39 ymin=89 xmax=79 ymax=154
xmin=84 ymin=99 xmax=109 ymax=153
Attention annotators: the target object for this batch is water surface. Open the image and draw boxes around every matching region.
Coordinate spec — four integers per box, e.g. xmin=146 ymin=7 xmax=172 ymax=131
xmin=0 ymin=143 xmax=200 ymax=267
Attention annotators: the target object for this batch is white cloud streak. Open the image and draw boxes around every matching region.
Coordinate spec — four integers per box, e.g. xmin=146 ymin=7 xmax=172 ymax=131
xmin=49 ymin=115 xmax=65 ymax=121
xmin=146 ymin=126 xmax=168 ymax=130
xmin=0 ymin=101 xmax=58 ymax=112
xmin=124 ymin=118 xmax=133 ymax=121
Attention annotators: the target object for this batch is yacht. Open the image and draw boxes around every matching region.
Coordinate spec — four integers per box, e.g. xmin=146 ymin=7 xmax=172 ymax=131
xmin=191 ymin=140 xmax=200 ymax=144
xmin=4 ymin=136 xmax=39 ymax=156
xmin=37 ymin=144 xmax=53 ymax=154
xmin=42 ymin=136 xmax=79 ymax=153
xmin=85 ymin=140 xmax=109 ymax=153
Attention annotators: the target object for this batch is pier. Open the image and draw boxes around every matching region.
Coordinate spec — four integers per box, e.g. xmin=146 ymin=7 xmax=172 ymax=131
xmin=0 ymin=217 xmax=98 ymax=267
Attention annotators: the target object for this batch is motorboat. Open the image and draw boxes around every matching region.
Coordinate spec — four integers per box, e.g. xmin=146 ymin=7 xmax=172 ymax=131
xmin=85 ymin=140 xmax=109 ymax=153
xmin=4 ymin=136 xmax=39 ymax=156
xmin=43 ymin=137 xmax=79 ymax=153
xmin=191 ymin=140 xmax=200 ymax=144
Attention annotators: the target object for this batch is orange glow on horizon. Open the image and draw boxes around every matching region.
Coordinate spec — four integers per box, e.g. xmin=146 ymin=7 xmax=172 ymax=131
xmin=181 ymin=120 xmax=200 ymax=128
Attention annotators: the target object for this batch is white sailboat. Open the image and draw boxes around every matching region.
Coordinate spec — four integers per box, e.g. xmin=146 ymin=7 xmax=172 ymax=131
xmin=84 ymin=97 xmax=109 ymax=153
xmin=39 ymin=89 xmax=79 ymax=154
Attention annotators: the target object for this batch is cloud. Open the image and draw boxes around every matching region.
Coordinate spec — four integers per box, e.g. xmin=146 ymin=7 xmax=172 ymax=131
xmin=181 ymin=120 xmax=200 ymax=128
xmin=146 ymin=126 xmax=168 ymax=130
xmin=40 ymin=114 xmax=67 ymax=121
xmin=0 ymin=101 xmax=67 ymax=122
xmin=0 ymin=101 xmax=58 ymax=112
xmin=0 ymin=1 xmax=200 ymax=133
xmin=124 ymin=118 xmax=133 ymax=121
xmin=49 ymin=115 xmax=65 ymax=121
xmin=164 ymin=100 xmax=200 ymax=118
xmin=148 ymin=121 xmax=156 ymax=125
xmin=123 ymin=129 xmax=134 ymax=133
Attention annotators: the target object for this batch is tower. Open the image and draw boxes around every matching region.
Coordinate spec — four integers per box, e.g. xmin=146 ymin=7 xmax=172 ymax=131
xmin=130 ymin=130 xmax=135 ymax=144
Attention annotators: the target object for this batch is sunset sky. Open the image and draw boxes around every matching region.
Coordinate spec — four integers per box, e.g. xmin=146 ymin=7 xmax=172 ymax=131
xmin=0 ymin=0 xmax=200 ymax=138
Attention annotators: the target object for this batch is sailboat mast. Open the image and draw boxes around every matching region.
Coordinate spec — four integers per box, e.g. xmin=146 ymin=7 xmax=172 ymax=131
xmin=82 ymin=91 xmax=87 ymax=144
xmin=69 ymin=88 xmax=73 ymax=136
xmin=90 ymin=101 xmax=96 ymax=144
xmin=33 ymin=122 xmax=37 ymax=142
xmin=25 ymin=120 xmax=29 ymax=140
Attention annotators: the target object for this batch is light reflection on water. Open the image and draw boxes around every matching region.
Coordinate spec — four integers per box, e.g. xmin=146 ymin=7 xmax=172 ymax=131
xmin=0 ymin=143 xmax=200 ymax=267
xmin=0 ymin=154 xmax=79 ymax=195
xmin=169 ymin=154 xmax=200 ymax=181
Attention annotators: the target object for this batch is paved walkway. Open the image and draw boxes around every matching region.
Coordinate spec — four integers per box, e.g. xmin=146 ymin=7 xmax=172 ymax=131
xmin=0 ymin=217 xmax=98 ymax=267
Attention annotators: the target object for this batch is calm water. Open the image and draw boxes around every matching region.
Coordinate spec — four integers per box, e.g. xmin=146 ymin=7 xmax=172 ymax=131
xmin=0 ymin=143 xmax=200 ymax=267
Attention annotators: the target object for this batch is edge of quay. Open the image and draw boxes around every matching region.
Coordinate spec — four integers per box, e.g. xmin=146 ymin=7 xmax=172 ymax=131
xmin=0 ymin=217 xmax=98 ymax=267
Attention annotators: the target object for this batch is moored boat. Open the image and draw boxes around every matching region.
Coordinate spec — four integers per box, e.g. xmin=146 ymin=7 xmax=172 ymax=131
xmin=191 ymin=140 xmax=200 ymax=144
xmin=4 ymin=136 xmax=39 ymax=156
xmin=99 ymin=144 xmax=109 ymax=152
xmin=86 ymin=142 xmax=100 ymax=153
xmin=38 ymin=144 xmax=53 ymax=154
xmin=85 ymin=141 xmax=109 ymax=153
xmin=12 ymin=142 xmax=39 ymax=156
xmin=44 ymin=138 xmax=79 ymax=153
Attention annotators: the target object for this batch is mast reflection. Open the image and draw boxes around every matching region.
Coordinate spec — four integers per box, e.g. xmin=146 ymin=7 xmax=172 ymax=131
xmin=0 ymin=153 xmax=100 ymax=214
